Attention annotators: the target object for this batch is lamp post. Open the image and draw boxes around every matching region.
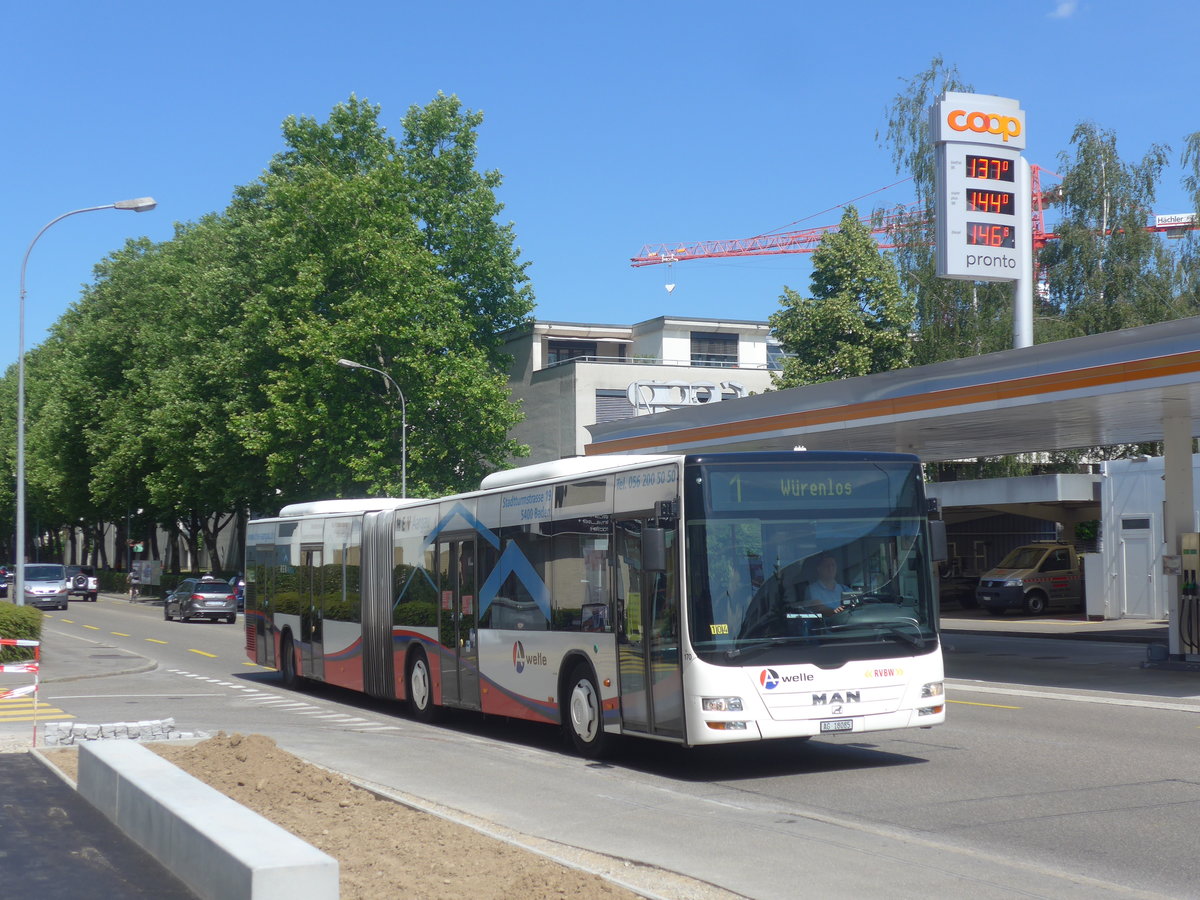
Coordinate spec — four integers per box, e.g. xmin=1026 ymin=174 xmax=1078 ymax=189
xmin=16 ymin=198 xmax=157 ymax=605
xmin=337 ymin=358 xmax=407 ymax=499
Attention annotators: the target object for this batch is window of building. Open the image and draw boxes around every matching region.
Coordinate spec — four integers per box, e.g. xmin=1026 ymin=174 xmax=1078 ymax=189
xmin=690 ymin=332 xmax=738 ymax=368
xmin=767 ymin=340 xmax=788 ymax=371
xmin=547 ymin=340 xmax=596 ymax=366
xmin=595 ymin=389 xmax=634 ymax=423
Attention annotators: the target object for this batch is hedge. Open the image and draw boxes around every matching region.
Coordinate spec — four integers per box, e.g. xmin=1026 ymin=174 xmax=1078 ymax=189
xmin=0 ymin=602 xmax=43 ymax=663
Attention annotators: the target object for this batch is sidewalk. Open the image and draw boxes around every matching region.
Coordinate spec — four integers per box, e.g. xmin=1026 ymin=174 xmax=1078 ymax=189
xmin=940 ymin=606 xmax=1170 ymax=644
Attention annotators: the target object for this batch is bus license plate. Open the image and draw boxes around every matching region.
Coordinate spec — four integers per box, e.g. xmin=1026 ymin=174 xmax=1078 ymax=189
xmin=820 ymin=719 xmax=854 ymax=733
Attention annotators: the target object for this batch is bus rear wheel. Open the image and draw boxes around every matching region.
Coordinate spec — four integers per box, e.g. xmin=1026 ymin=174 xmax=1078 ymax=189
xmin=564 ymin=663 xmax=610 ymax=759
xmin=407 ymin=649 xmax=437 ymax=723
xmin=279 ymin=633 xmax=300 ymax=690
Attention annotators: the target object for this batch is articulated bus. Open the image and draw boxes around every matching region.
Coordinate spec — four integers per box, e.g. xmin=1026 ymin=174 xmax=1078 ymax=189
xmin=244 ymin=451 xmax=945 ymax=756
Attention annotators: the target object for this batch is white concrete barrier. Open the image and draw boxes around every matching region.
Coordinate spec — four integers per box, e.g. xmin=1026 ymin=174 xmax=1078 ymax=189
xmin=77 ymin=741 xmax=338 ymax=900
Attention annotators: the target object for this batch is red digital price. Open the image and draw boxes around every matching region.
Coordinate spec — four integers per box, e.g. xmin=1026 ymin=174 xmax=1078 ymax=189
xmin=967 ymin=222 xmax=1015 ymax=248
xmin=967 ymin=189 xmax=1014 ymax=215
xmin=966 ymin=154 xmax=1015 ymax=182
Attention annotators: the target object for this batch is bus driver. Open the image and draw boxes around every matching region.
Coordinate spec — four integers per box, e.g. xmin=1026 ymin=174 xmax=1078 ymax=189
xmin=806 ymin=555 xmax=849 ymax=615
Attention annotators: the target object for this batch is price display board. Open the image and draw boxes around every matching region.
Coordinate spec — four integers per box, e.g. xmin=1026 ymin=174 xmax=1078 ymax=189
xmin=932 ymin=92 xmax=1029 ymax=282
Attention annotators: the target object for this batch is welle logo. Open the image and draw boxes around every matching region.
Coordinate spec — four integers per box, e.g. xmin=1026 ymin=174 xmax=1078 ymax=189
xmin=512 ymin=641 xmax=547 ymax=673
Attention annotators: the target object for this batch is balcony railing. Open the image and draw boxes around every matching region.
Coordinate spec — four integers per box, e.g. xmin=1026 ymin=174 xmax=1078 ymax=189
xmin=543 ymin=355 xmax=781 ymax=371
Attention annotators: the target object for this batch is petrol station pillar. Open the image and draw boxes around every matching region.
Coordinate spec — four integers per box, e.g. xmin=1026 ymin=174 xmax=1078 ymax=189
xmin=1162 ymin=408 xmax=1194 ymax=658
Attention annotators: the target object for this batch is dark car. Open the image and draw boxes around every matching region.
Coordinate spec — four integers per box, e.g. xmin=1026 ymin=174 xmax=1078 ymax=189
xmin=66 ymin=565 xmax=99 ymax=602
xmin=163 ymin=577 xmax=237 ymax=624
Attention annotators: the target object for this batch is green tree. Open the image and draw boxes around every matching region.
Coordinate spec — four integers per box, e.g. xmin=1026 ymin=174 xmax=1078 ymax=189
xmin=1040 ymin=123 xmax=1176 ymax=334
xmin=231 ymin=94 xmax=531 ymax=502
xmin=769 ymin=206 xmax=914 ymax=387
xmin=1175 ymin=131 xmax=1200 ymax=312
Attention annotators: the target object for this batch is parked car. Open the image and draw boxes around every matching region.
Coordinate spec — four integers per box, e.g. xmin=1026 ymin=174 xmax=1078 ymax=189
xmin=66 ymin=564 xmax=99 ymax=602
xmin=163 ymin=576 xmax=238 ymax=623
xmin=976 ymin=542 xmax=1085 ymax=615
xmin=22 ymin=563 xmax=70 ymax=610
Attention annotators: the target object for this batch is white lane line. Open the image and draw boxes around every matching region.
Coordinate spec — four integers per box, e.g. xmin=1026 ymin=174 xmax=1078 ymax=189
xmin=948 ymin=681 xmax=1200 ymax=713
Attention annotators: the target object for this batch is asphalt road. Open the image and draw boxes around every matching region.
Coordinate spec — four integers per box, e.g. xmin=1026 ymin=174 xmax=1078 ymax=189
xmin=6 ymin=597 xmax=1200 ymax=899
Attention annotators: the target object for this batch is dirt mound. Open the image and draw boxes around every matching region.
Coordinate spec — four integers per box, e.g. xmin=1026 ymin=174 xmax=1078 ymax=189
xmin=149 ymin=732 xmax=636 ymax=900
xmin=44 ymin=733 xmax=636 ymax=900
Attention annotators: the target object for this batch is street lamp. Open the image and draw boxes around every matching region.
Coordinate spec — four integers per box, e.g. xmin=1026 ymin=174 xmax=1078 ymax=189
xmin=337 ymin=358 xmax=407 ymax=499
xmin=15 ymin=198 xmax=157 ymax=605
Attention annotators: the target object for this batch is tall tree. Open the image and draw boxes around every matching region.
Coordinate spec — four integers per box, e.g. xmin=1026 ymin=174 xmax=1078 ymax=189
xmin=769 ymin=206 xmax=914 ymax=387
xmin=231 ymin=94 xmax=531 ymax=503
xmin=1175 ymin=131 xmax=1200 ymax=311
xmin=1040 ymin=123 xmax=1175 ymax=334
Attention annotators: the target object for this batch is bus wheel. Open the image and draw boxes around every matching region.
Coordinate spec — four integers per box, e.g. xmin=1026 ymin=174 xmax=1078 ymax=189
xmin=407 ymin=649 xmax=437 ymax=723
xmin=280 ymin=633 xmax=300 ymax=690
xmin=564 ymin=663 xmax=610 ymax=759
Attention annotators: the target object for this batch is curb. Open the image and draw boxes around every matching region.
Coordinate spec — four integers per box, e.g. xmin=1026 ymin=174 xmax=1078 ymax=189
xmin=37 ymin=627 xmax=158 ymax=684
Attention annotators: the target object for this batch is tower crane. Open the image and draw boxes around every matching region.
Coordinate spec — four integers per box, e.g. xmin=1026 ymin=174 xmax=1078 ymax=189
xmin=631 ymin=164 xmax=1197 ymax=270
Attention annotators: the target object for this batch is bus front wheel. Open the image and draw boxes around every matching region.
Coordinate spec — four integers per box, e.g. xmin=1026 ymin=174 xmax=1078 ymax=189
xmin=407 ymin=649 xmax=437 ymax=723
xmin=564 ymin=663 xmax=610 ymax=759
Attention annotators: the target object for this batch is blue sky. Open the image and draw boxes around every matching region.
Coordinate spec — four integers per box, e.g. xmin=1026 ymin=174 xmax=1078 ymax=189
xmin=4 ymin=1 xmax=1197 ymax=369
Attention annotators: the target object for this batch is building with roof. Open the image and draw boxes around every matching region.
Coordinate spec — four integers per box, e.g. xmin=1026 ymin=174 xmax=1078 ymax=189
xmin=503 ymin=316 xmax=784 ymax=464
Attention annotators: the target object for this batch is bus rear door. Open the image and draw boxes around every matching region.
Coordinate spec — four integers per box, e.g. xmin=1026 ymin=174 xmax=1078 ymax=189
xmin=437 ymin=534 xmax=480 ymax=710
xmin=300 ymin=544 xmax=324 ymax=681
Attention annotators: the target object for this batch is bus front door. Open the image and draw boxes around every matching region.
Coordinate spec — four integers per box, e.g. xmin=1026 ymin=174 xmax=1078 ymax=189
xmin=300 ymin=546 xmax=324 ymax=681
xmin=615 ymin=517 xmax=683 ymax=739
xmin=437 ymin=537 xmax=480 ymax=710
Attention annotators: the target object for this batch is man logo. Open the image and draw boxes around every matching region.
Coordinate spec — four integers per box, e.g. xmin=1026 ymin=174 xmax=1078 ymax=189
xmin=513 ymin=641 xmax=525 ymax=673
xmin=759 ymin=669 xmax=780 ymax=690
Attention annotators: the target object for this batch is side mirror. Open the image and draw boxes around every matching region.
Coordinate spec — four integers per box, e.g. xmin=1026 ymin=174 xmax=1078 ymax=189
xmin=928 ymin=520 xmax=948 ymax=563
xmin=644 ymin=527 xmax=667 ymax=572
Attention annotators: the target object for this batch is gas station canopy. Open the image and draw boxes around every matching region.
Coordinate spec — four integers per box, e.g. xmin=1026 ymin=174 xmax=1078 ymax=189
xmin=585 ymin=316 xmax=1200 ymax=462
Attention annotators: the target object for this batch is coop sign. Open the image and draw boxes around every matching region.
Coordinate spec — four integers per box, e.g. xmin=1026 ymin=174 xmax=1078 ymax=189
xmin=932 ymin=91 xmax=1030 ymax=282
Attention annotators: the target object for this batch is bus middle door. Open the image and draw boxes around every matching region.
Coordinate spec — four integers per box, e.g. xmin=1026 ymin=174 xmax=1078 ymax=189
xmin=300 ymin=545 xmax=324 ymax=681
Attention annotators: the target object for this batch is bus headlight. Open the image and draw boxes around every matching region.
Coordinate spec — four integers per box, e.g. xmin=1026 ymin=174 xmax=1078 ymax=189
xmin=702 ymin=696 xmax=744 ymax=712
xmin=919 ymin=681 xmax=945 ymax=715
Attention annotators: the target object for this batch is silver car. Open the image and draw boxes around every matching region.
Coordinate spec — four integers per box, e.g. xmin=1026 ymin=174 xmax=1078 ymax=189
xmin=23 ymin=564 xmax=69 ymax=610
xmin=163 ymin=577 xmax=237 ymax=623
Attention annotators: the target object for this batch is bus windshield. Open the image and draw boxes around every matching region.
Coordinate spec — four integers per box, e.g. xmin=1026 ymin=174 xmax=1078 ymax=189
xmin=684 ymin=456 xmax=939 ymax=666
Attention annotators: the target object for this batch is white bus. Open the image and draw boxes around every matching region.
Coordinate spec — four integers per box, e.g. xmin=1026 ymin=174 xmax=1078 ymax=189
xmin=244 ymin=451 xmax=945 ymax=756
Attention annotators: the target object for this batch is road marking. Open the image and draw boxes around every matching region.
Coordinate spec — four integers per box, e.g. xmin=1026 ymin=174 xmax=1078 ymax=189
xmin=60 ymin=618 xmax=75 ymax=624
xmin=948 ymin=699 xmax=1021 ymax=710
xmin=187 ymin=649 xmax=218 ymax=658
xmin=167 ymin=668 xmax=406 ymax=735
xmin=110 ymin=631 xmax=131 ymax=637
xmin=82 ymin=624 xmax=100 ymax=631
xmin=0 ymin=698 xmax=73 ymax=721
xmin=949 ymin=681 xmax=1200 ymax=713
xmin=145 ymin=638 xmax=168 ymax=644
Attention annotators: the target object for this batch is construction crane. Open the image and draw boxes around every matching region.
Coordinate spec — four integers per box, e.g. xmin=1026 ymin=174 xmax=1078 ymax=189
xmin=631 ymin=164 xmax=1197 ymax=269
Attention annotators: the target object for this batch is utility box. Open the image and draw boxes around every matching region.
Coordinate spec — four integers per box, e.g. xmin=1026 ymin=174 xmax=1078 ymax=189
xmin=1083 ymin=552 xmax=1109 ymax=620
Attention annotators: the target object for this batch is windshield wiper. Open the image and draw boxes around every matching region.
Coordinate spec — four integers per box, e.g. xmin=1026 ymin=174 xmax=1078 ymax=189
xmin=724 ymin=636 xmax=812 ymax=660
xmin=826 ymin=619 xmax=925 ymax=650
